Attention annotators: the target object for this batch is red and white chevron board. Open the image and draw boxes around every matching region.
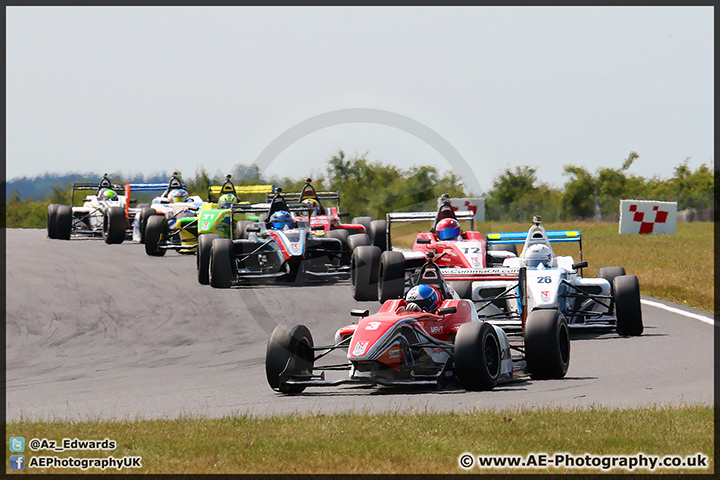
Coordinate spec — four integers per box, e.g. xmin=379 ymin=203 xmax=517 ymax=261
xmin=619 ymin=200 xmax=677 ymax=234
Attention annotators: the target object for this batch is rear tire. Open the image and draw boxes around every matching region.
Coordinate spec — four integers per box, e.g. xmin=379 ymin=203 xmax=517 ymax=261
xmin=236 ymin=220 xmax=253 ymax=240
xmin=454 ymin=322 xmax=501 ymax=391
xmin=265 ymin=324 xmax=314 ymax=394
xmin=138 ymin=207 xmax=158 ymax=244
xmin=55 ymin=205 xmax=73 ymax=240
xmin=351 ymin=245 xmax=382 ymax=301
xmin=448 ymin=281 xmax=473 ymax=299
xmin=47 ymin=204 xmax=60 ymax=238
xmin=614 ymin=275 xmax=643 ymax=336
xmin=144 ymin=215 xmax=168 ymax=256
xmin=197 ymin=233 xmax=221 ymax=285
xmin=325 ymin=229 xmax=350 ymax=265
xmin=368 ymin=219 xmax=387 ymax=251
xmin=351 ymin=216 xmax=373 ymax=235
xmin=209 ymin=238 xmax=235 ymax=288
xmin=378 ymin=250 xmax=405 ymax=302
xmin=348 ymin=233 xmax=370 ymax=251
xmin=487 ymin=243 xmax=518 ymax=256
xmin=525 ymin=309 xmax=570 ymax=380
xmin=103 ymin=207 xmax=126 ymax=244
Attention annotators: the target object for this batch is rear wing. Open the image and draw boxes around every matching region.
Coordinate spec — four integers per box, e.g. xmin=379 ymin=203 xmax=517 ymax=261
xmin=70 ymin=182 xmax=125 ymax=205
xmin=208 ymin=184 xmax=274 ymax=203
xmin=265 ymin=191 xmax=340 ymax=203
xmin=486 ymin=229 xmax=583 ymax=260
xmin=230 ymin=202 xmax=309 ymax=215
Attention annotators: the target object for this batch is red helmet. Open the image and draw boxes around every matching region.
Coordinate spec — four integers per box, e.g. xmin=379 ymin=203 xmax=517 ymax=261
xmin=436 ymin=218 xmax=460 ymax=240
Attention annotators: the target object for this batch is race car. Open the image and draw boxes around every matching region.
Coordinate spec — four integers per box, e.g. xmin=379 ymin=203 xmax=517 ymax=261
xmin=47 ymin=174 xmax=140 ymax=244
xmin=351 ymin=194 xmax=519 ymax=302
xmin=471 ymin=216 xmax=643 ymax=336
xmin=206 ymin=187 xmax=348 ymax=287
xmin=267 ymin=178 xmax=387 ymax=251
xmin=265 ymin=251 xmax=570 ymax=393
xmin=141 ymin=173 xmax=205 ymax=256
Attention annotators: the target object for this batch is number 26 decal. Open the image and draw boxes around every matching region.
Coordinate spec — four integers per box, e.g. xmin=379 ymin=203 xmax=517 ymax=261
xmin=537 ymin=276 xmax=552 ymax=283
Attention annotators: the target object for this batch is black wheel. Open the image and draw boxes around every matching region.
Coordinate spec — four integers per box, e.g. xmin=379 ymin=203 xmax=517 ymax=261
xmin=348 ymin=233 xmax=370 ymax=251
xmin=197 ymin=233 xmax=221 ymax=285
xmin=138 ymin=207 xmax=158 ymax=244
xmin=103 ymin=207 xmax=126 ymax=244
xmin=325 ymin=229 xmax=350 ymax=265
xmin=378 ymin=250 xmax=405 ymax=302
xmin=597 ymin=267 xmax=626 ymax=291
xmin=235 ymin=220 xmax=253 ymax=240
xmin=265 ymin=324 xmax=314 ymax=394
xmin=487 ymin=243 xmax=518 ymax=256
xmin=144 ymin=215 xmax=168 ymax=256
xmin=525 ymin=309 xmax=570 ymax=380
xmin=209 ymin=238 xmax=235 ymax=288
xmin=55 ymin=205 xmax=73 ymax=240
xmin=454 ymin=322 xmax=501 ymax=391
xmin=136 ymin=203 xmax=150 ymax=208
xmin=614 ymin=275 xmax=643 ymax=336
xmin=47 ymin=204 xmax=60 ymax=238
xmin=448 ymin=281 xmax=473 ymax=299
xmin=351 ymin=245 xmax=382 ymax=301
xmin=368 ymin=219 xmax=387 ymax=251
xmin=351 ymin=216 xmax=373 ymax=235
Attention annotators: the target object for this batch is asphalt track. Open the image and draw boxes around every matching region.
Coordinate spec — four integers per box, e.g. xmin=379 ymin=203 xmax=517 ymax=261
xmin=6 ymin=229 xmax=715 ymax=421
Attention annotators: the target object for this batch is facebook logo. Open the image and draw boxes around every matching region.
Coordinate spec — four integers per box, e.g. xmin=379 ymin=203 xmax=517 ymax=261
xmin=10 ymin=455 xmax=25 ymax=470
xmin=10 ymin=436 xmax=25 ymax=452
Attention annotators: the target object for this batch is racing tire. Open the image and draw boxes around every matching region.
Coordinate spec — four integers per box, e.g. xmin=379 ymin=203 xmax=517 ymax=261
xmin=197 ymin=233 xmax=221 ymax=285
xmin=525 ymin=309 xmax=570 ymax=380
xmin=235 ymin=220 xmax=253 ymax=240
xmin=597 ymin=267 xmax=626 ymax=294
xmin=348 ymin=233 xmax=370 ymax=251
xmin=144 ymin=215 xmax=168 ymax=256
xmin=351 ymin=216 xmax=374 ymax=235
xmin=103 ymin=207 xmax=127 ymax=244
xmin=613 ymin=275 xmax=643 ymax=336
xmin=351 ymin=245 xmax=382 ymax=301
xmin=487 ymin=243 xmax=518 ymax=256
xmin=325 ymin=229 xmax=350 ymax=265
xmin=378 ymin=251 xmax=405 ymax=302
xmin=368 ymin=219 xmax=387 ymax=251
xmin=136 ymin=203 xmax=150 ymax=208
xmin=209 ymin=238 xmax=235 ymax=289
xmin=454 ymin=322 xmax=501 ymax=391
xmin=55 ymin=205 xmax=73 ymax=240
xmin=47 ymin=204 xmax=60 ymax=238
xmin=448 ymin=281 xmax=473 ymax=299
xmin=266 ymin=324 xmax=314 ymax=394
xmin=138 ymin=208 xmax=159 ymax=244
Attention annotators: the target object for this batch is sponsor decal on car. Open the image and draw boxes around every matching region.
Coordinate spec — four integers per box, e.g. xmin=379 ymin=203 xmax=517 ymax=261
xmin=352 ymin=341 xmax=369 ymax=356
xmin=541 ymin=290 xmax=550 ymax=302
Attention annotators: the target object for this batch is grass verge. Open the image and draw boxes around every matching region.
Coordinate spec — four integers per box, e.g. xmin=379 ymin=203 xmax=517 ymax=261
xmin=6 ymin=405 xmax=713 ymax=474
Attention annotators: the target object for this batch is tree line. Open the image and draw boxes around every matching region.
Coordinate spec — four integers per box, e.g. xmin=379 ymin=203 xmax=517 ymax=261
xmin=4 ymin=149 xmax=715 ymax=228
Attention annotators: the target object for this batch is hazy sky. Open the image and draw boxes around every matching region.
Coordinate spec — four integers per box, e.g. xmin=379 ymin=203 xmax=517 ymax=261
xmin=6 ymin=6 xmax=713 ymax=194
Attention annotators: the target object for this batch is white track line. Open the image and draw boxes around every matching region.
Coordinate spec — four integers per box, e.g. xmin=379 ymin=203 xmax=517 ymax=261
xmin=641 ymin=299 xmax=717 ymax=327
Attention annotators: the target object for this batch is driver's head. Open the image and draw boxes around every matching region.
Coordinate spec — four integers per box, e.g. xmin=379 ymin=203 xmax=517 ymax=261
xmin=269 ymin=210 xmax=292 ymax=229
xmin=302 ymin=198 xmax=320 ymax=216
xmin=98 ymin=188 xmax=118 ymax=201
xmin=436 ymin=218 xmax=460 ymax=240
xmin=218 ymin=193 xmax=237 ymax=208
xmin=405 ymin=284 xmax=441 ymax=313
xmin=524 ymin=244 xmax=553 ymax=268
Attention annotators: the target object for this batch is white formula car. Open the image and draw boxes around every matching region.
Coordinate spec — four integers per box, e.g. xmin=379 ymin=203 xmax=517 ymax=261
xmin=469 ymin=216 xmax=643 ymax=336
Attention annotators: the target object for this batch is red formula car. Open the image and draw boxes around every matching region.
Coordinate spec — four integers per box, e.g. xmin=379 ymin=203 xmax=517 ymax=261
xmin=265 ymin=253 xmax=570 ymax=393
xmin=351 ymin=194 xmax=519 ymax=302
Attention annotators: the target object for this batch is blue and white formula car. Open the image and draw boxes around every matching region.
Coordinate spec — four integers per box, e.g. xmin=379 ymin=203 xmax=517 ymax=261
xmin=466 ymin=216 xmax=643 ymax=336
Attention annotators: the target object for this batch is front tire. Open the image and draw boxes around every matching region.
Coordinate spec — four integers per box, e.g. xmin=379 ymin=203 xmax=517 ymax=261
xmin=351 ymin=245 xmax=382 ymax=301
xmin=137 ymin=207 xmax=158 ymax=244
xmin=47 ymin=204 xmax=60 ymax=238
xmin=103 ymin=207 xmax=126 ymax=244
xmin=525 ymin=309 xmax=570 ymax=380
xmin=265 ymin=324 xmax=315 ymax=394
xmin=144 ymin=215 xmax=168 ymax=256
xmin=368 ymin=219 xmax=387 ymax=251
xmin=614 ymin=275 xmax=643 ymax=336
xmin=55 ymin=205 xmax=73 ymax=240
xmin=197 ymin=233 xmax=221 ymax=285
xmin=209 ymin=238 xmax=235 ymax=288
xmin=351 ymin=216 xmax=373 ymax=235
xmin=454 ymin=322 xmax=501 ymax=391
xmin=325 ymin=229 xmax=350 ymax=266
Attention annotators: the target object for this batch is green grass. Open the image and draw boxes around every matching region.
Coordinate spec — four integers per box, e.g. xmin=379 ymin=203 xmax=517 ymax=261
xmin=392 ymin=221 xmax=714 ymax=313
xmin=7 ymin=405 xmax=713 ymax=474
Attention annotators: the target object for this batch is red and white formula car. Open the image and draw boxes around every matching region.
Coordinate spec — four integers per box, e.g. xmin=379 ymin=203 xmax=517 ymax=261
xmin=265 ymin=252 xmax=570 ymax=393
xmin=350 ymin=194 xmax=519 ymax=302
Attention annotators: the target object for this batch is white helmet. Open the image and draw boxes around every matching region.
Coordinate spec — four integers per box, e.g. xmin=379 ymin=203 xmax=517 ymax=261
xmin=524 ymin=244 xmax=553 ymax=268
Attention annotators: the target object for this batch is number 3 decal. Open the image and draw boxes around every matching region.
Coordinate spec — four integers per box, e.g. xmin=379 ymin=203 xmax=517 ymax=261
xmin=365 ymin=322 xmax=381 ymax=330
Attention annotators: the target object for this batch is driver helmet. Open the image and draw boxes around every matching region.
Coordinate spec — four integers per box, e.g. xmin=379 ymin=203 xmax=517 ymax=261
xmin=524 ymin=244 xmax=553 ymax=268
xmin=98 ymin=188 xmax=118 ymax=201
xmin=405 ymin=284 xmax=441 ymax=313
xmin=302 ymin=198 xmax=320 ymax=216
xmin=436 ymin=217 xmax=461 ymax=240
xmin=218 ymin=193 xmax=237 ymax=208
xmin=168 ymin=189 xmax=190 ymax=203
xmin=269 ymin=210 xmax=292 ymax=229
